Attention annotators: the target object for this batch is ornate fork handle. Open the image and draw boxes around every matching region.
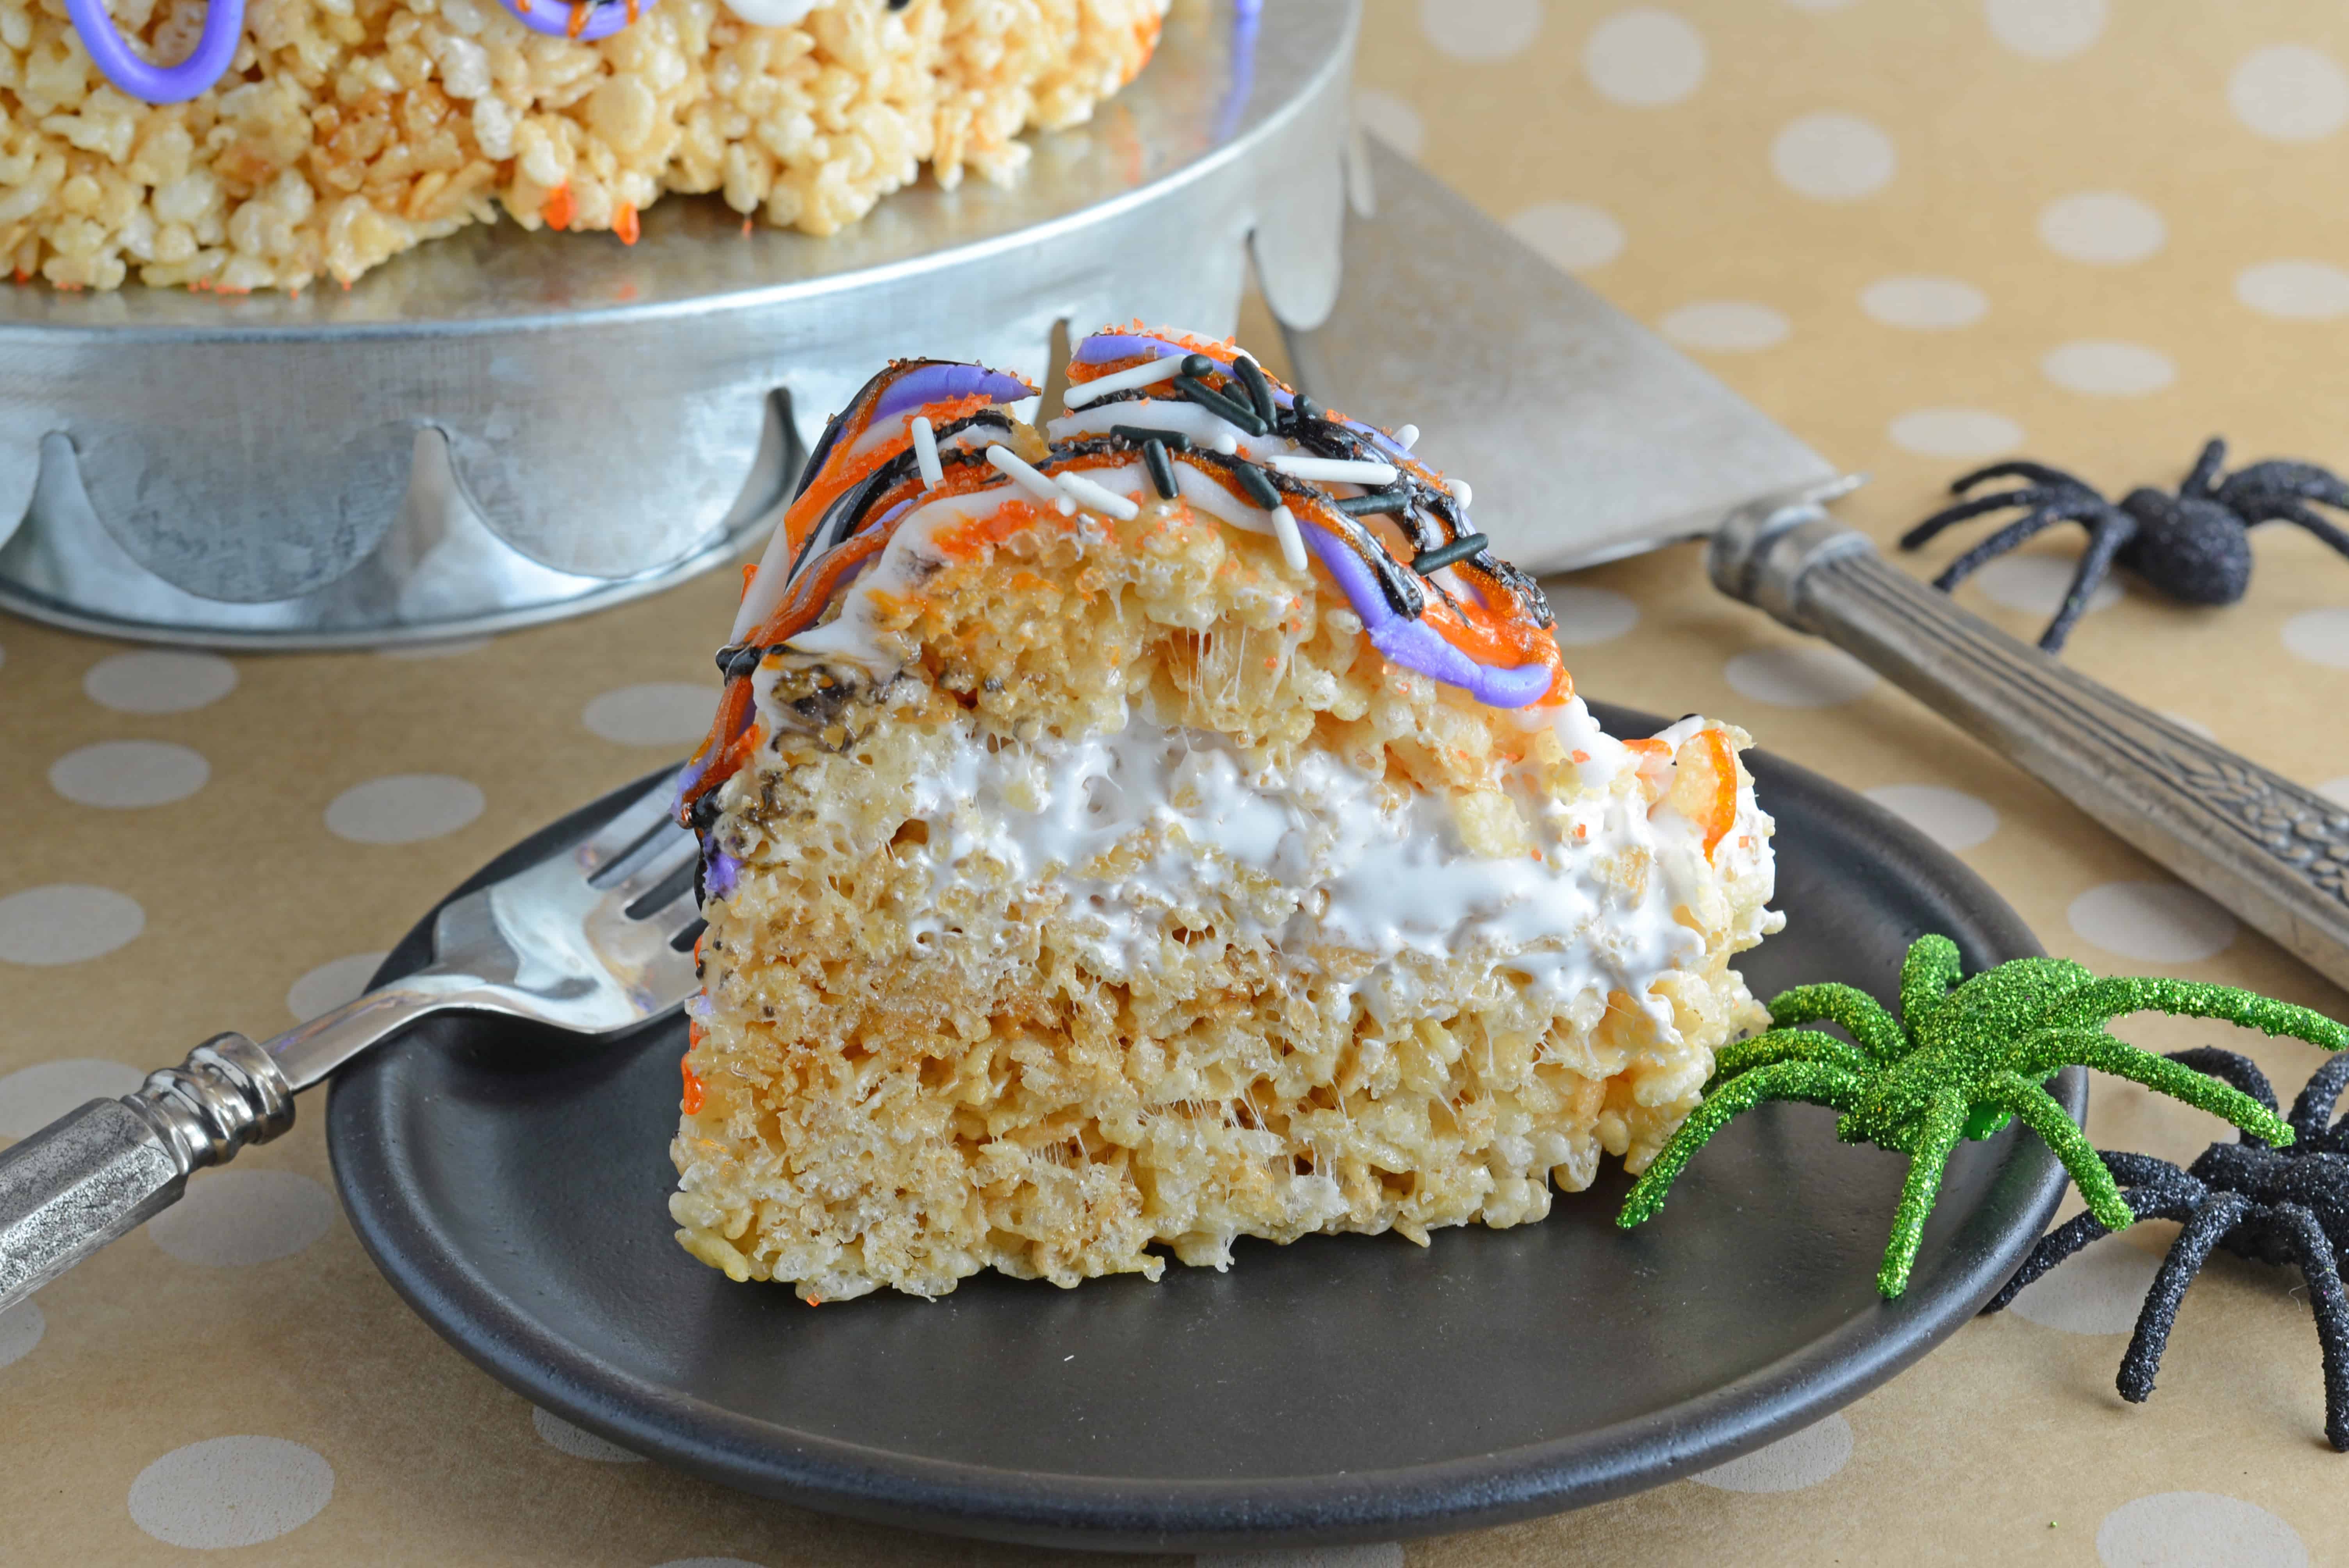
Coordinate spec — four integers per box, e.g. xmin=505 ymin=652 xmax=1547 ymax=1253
xmin=0 ymin=1034 xmax=294 ymax=1311
xmin=1713 ymin=507 xmax=2349 ymax=992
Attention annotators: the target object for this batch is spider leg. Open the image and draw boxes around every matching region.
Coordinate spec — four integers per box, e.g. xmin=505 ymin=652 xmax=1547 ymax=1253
xmin=1709 ymin=1028 xmax=1872 ymax=1085
xmin=2098 ymin=1149 xmax=2203 ymax=1194
xmin=1951 ymin=460 xmax=2098 ymax=494
xmin=2181 ymin=437 xmax=2229 ymax=499
xmin=2118 ymin=1191 xmax=2254 ymax=1407
xmin=1899 ymin=934 xmax=1965 ymax=1032
xmin=2165 ymin=1046 xmax=2279 ymax=1120
xmin=2015 ymin=1031 xmax=2294 ymax=1147
xmin=1984 ymin=1071 xmax=2136 ymax=1231
xmin=2218 ymin=460 xmax=2349 ymax=511
xmin=1926 ymin=501 xmax=2104 ymax=591
xmin=2236 ymin=495 xmax=2349 ymax=565
xmin=1898 ymin=486 xmax=2064 ymax=552
xmin=2035 ymin=978 xmax=2349 ymax=1057
xmin=1878 ymin=1088 xmax=1972 ymax=1298
xmin=2290 ymin=1049 xmax=2349 ymax=1149
xmin=2265 ymin=1201 xmax=2349 ymax=1451
xmin=1616 ymin=1060 xmax=1868 ymax=1228
xmin=1764 ymin=983 xmax=1907 ymax=1063
xmin=2033 ymin=508 xmax=2139 ymax=652
xmin=1985 ymin=1157 xmax=2209 ymax=1314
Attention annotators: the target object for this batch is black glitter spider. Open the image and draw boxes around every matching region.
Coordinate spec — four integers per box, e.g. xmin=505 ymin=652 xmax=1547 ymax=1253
xmin=1983 ymin=1047 xmax=2349 ymax=1449
xmin=1900 ymin=438 xmax=2349 ymax=652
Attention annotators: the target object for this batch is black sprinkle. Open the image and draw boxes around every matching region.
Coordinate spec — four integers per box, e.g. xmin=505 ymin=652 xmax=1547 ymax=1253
xmin=689 ymin=791 xmax=722 ymax=834
xmin=1231 ymin=462 xmax=1282 ymax=510
xmin=1294 ymin=396 xmax=1324 ymax=425
xmin=1412 ymin=533 xmax=1490 ymax=575
xmin=1143 ymin=439 xmax=1179 ymax=500
xmin=712 ymin=643 xmax=743 ymax=674
xmin=1235 ymin=356 xmax=1278 ymax=426
xmin=725 ymin=645 xmax=765 ymax=680
xmin=1174 ymin=376 xmax=1268 ymax=436
xmin=1112 ymin=424 xmax=1191 ymax=450
xmin=1181 ymin=353 xmax=1215 ymax=378
xmin=1335 ymin=487 xmax=1412 ymax=517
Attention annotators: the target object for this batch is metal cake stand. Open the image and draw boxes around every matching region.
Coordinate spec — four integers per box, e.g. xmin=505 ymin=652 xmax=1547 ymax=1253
xmin=0 ymin=0 xmax=1350 ymax=649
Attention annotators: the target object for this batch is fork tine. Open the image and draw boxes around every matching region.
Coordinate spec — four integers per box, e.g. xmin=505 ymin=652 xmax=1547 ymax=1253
xmin=577 ymin=771 xmax=688 ymax=875
xmin=608 ymin=828 xmax=700 ymax=910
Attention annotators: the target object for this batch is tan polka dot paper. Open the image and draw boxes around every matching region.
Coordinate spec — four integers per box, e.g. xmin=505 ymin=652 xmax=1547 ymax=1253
xmin=7 ymin=1 xmax=2349 ymax=1561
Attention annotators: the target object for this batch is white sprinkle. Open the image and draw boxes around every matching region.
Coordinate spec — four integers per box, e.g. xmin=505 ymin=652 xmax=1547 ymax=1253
xmin=1060 ymin=355 xmax=1186 ymax=408
xmin=1448 ymin=478 xmax=1474 ymax=508
xmin=1393 ymin=424 xmax=1420 ymax=451
xmin=1267 ymin=455 xmax=1399 ymax=485
xmin=985 ymin=444 xmax=1075 ymax=513
xmin=1269 ymin=504 xmax=1309 ymax=573
xmin=1056 ymin=471 xmax=1140 ymax=521
xmin=1211 ymin=433 xmax=1239 ymax=455
xmin=910 ymin=416 xmax=943 ymax=488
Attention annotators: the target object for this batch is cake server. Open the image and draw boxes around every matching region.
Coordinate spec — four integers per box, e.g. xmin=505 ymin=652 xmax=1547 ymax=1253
xmin=0 ymin=771 xmax=702 ymax=1313
xmin=1289 ymin=140 xmax=2349 ymax=994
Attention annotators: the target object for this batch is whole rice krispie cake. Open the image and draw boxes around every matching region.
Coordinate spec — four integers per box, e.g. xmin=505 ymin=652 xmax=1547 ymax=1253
xmin=670 ymin=326 xmax=1782 ymax=1303
xmin=0 ymin=0 xmax=1163 ymax=290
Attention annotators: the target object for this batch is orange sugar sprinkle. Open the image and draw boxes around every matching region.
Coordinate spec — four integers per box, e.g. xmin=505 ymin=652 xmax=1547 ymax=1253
xmin=680 ymin=1058 xmax=704 ymax=1113
xmin=565 ymin=0 xmax=588 ymax=35
xmin=542 ymin=183 xmax=574 ymax=230
xmin=1692 ymin=727 xmax=1739 ymax=858
xmin=614 ymin=203 xmax=640 ymax=245
xmin=738 ymin=563 xmax=757 ymax=600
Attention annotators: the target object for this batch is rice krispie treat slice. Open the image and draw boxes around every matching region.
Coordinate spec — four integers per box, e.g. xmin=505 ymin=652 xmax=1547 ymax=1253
xmin=0 ymin=0 xmax=1164 ymax=290
xmin=670 ymin=329 xmax=1781 ymax=1302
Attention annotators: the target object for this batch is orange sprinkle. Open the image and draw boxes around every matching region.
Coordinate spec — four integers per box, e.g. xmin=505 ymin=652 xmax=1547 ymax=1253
xmin=680 ymin=1058 xmax=704 ymax=1114
xmin=614 ymin=203 xmax=640 ymax=245
xmin=565 ymin=0 xmax=588 ymax=36
xmin=1692 ymin=727 xmax=1739 ymax=859
xmin=542 ymin=183 xmax=574 ymax=230
xmin=738 ymin=563 xmax=757 ymax=601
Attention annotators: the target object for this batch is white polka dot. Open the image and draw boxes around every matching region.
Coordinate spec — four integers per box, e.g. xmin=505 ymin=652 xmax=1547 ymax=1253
xmin=1971 ymin=554 xmax=2124 ymax=618
xmin=148 ymin=1170 xmax=334 ymax=1267
xmin=2041 ymin=340 xmax=2175 ymax=397
xmin=1691 ymin=1414 xmax=1853 ymax=1492
xmin=1660 ymin=301 xmax=1790 ymax=353
xmin=2097 ymin=1491 xmax=2308 ymax=1568
xmin=2229 ymin=45 xmax=2349 ymax=142
xmin=1354 ymin=89 xmax=1424 ymax=159
xmin=2237 ymin=260 xmax=2349 ymax=321
xmin=2067 ymin=881 xmax=2237 ymax=964
xmin=325 ymin=775 xmax=485 ymax=845
xmin=2005 ymin=1234 xmax=2163 ymax=1334
xmin=48 ymin=740 xmax=210 ymax=810
xmin=2282 ymin=608 xmax=2349 ymax=668
xmin=1864 ymin=784 xmax=2000 ymax=852
xmin=2037 ymin=191 xmax=2166 ymax=265
xmin=1508 ymin=201 xmax=1626 ymax=273
xmin=83 ymin=651 xmax=237 ymax=714
xmin=2161 ymin=711 xmax=2217 ymax=741
xmin=1770 ymin=112 xmax=1896 ymax=201
xmin=285 ymin=953 xmax=390 ymax=1023
xmin=1417 ymin=0 xmax=1541 ymax=62
xmin=583 ymin=683 xmax=720 ymax=748
xmin=1197 ymin=1547 xmax=1404 ymax=1568
xmin=2318 ymin=776 xmax=2349 ymax=810
xmin=0 ymin=886 xmax=144 ymax=967
xmin=0 ymin=1303 xmax=45 ymax=1368
xmin=0 ymin=1058 xmax=147 ymax=1136
xmin=129 ymin=1436 xmax=334 ymax=1549
xmin=1888 ymin=409 xmax=2026 ymax=460
xmin=533 ymin=1406 xmax=646 ymax=1463
xmin=1724 ymin=645 xmax=1880 ymax=708
xmin=1985 ymin=0 xmax=2106 ymax=61
xmin=1549 ymin=586 xmax=1641 ymax=645
xmin=1582 ymin=9 xmax=1706 ymax=107
xmin=1860 ymin=276 xmax=1987 ymax=330
xmin=377 ymin=636 xmax=493 ymax=660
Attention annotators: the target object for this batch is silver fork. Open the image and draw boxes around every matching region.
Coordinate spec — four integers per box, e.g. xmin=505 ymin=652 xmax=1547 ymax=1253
xmin=0 ymin=770 xmax=704 ymax=1313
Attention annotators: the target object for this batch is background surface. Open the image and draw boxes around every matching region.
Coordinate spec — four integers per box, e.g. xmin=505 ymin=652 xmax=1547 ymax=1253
xmin=7 ymin=1 xmax=2349 ymax=1562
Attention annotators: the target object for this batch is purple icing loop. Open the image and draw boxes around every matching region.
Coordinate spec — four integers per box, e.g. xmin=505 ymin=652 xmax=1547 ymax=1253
xmin=873 ymin=362 xmax=1033 ymax=422
xmin=66 ymin=0 xmax=244 ymax=103
xmin=703 ymin=845 xmax=741 ymax=899
xmin=497 ymin=0 xmax=646 ymax=43
xmin=1303 ymin=522 xmax=1551 ymax=708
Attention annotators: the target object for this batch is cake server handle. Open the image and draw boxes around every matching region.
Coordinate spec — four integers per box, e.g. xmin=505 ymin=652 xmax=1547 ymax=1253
xmin=1711 ymin=504 xmax=2349 ymax=993
xmin=0 ymin=1033 xmax=294 ymax=1314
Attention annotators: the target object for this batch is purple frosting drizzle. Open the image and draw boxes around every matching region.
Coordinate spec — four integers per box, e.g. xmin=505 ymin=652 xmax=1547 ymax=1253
xmin=703 ymin=845 xmax=740 ymax=900
xmin=495 ymin=0 xmax=646 ymax=42
xmin=1303 ymin=524 xmax=1551 ymax=709
xmin=873 ymin=363 xmax=1032 ymax=423
xmin=66 ymin=0 xmax=244 ymax=102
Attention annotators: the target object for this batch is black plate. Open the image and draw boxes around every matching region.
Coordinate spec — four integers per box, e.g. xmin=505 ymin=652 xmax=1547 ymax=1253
xmin=329 ymin=703 xmax=2078 ymax=1554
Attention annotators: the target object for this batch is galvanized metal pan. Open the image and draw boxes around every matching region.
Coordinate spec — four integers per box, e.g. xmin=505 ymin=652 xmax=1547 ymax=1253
xmin=327 ymin=709 xmax=2079 ymax=1555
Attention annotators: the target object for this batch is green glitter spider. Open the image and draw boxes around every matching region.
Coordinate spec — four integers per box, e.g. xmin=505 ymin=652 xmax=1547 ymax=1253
xmin=1616 ymin=934 xmax=2349 ymax=1298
